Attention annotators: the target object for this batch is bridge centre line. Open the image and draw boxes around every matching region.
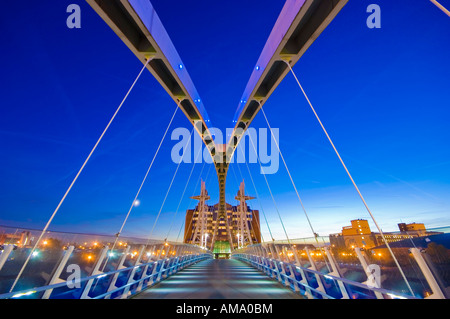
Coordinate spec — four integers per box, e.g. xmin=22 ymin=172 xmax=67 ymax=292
xmin=132 ymin=258 xmax=303 ymax=299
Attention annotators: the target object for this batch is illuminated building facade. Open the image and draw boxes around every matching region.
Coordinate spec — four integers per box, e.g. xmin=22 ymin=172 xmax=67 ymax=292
xmin=330 ymin=219 xmax=439 ymax=250
xmin=0 ymin=231 xmax=30 ymax=247
xmin=183 ymin=181 xmax=261 ymax=254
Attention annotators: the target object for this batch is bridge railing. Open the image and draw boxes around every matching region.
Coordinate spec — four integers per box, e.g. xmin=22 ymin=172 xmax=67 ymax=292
xmin=0 ymin=227 xmax=213 ymax=299
xmin=232 ymin=235 xmax=450 ymax=299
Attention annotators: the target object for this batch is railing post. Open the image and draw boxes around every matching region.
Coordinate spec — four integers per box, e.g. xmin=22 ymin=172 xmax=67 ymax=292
xmin=354 ymin=247 xmax=384 ymax=299
xmin=177 ymin=245 xmax=186 ymax=271
xmin=135 ymin=246 xmax=156 ymax=293
xmin=150 ymin=247 xmax=165 ymax=285
xmin=80 ymin=246 xmax=109 ymax=299
xmin=41 ymin=246 xmax=74 ymax=299
xmin=105 ymin=246 xmax=130 ymax=299
xmin=279 ymin=261 xmax=289 ymax=287
xmin=410 ymin=248 xmax=445 ymax=299
xmin=0 ymin=245 xmax=14 ymax=271
xmin=261 ymin=245 xmax=271 ymax=276
xmin=323 ymin=247 xmax=350 ymax=299
xmin=120 ymin=245 xmax=145 ymax=299
xmin=268 ymin=243 xmax=276 ymax=260
xmin=305 ymin=247 xmax=326 ymax=293
xmin=288 ymin=264 xmax=300 ymax=293
xmin=294 ymin=265 xmax=314 ymax=299
xmin=170 ymin=246 xmax=180 ymax=275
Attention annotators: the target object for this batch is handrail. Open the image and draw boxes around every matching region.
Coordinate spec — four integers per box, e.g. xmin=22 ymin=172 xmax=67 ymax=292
xmin=0 ymin=253 xmax=211 ymax=299
xmin=233 ymin=253 xmax=417 ymax=299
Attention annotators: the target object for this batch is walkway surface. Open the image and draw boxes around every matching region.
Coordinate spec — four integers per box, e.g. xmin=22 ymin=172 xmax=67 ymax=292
xmin=133 ymin=258 xmax=302 ymax=299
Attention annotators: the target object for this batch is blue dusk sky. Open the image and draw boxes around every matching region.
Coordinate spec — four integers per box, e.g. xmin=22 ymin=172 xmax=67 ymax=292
xmin=0 ymin=0 xmax=449 ymax=242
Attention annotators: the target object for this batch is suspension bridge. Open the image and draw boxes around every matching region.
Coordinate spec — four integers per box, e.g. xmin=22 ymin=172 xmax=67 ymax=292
xmin=0 ymin=0 xmax=449 ymax=300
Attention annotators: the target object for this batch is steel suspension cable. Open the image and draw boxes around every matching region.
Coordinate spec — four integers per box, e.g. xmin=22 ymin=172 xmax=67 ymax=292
xmin=261 ymin=104 xmax=332 ymax=270
xmin=260 ymin=106 xmax=322 ymax=244
xmin=144 ymin=128 xmax=195 ymax=247
xmin=247 ymin=132 xmax=299 ymax=260
xmin=236 ymin=145 xmax=273 ymax=242
xmin=286 ymin=62 xmax=415 ymax=296
xmin=232 ymin=163 xmax=266 ymax=245
xmin=165 ymin=139 xmax=204 ymax=241
xmin=230 ymin=164 xmax=261 ymax=245
xmin=9 ymin=58 xmax=152 ymax=293
xmin=108 ymin=102 xmax=180 ymax=256
xmin=430 ymin=0 xmax=450 ymax=16
xmin=175 ymin=161 xmax=212 ymax=244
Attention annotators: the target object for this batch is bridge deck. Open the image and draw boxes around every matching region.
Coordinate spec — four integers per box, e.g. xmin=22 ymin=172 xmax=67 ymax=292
xmin=133 ymin=259 xmax=303 ymax=299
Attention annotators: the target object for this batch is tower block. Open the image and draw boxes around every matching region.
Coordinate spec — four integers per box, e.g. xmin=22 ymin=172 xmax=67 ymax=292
xmin=190 ymin=180 xmax=210 ymax=248
xmin=235 ymin=180 xmax=255 ymax=248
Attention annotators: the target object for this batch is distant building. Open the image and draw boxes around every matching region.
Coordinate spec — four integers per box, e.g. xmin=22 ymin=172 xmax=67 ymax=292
xmin=398 ymin=222 xmax=427 ymax=236
xmin=329 ymin=219 xmax=440 ymax=250
xmin=183 ymin=181 xmax=261 ymax=255
xmin=0 ymin=230 xmax=30 ymax=247
xmin=184 ymin=203 xmax=261 ymax=246
xmin=330 ymin=219 xmax=378 ymax=249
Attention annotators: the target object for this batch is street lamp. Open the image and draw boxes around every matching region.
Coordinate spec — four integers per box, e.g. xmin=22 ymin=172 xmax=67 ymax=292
xmin=203 ymin=234 xmax=209 ymax=248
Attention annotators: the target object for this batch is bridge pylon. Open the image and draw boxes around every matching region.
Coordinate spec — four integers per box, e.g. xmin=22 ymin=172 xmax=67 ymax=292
xmin=190 ymin=180 xmax=210 ymax=248
xmin=211 ymin=144 xmax=235 ymax=251
xmin=235 ymin=180 xmax=255 ymax=249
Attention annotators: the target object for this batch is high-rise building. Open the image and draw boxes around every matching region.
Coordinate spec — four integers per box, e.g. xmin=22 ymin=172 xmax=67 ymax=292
xmin=183 ymin=180 xmax=261 ymax=257
xmin=330 ymin=219 xmax=440 ymax=250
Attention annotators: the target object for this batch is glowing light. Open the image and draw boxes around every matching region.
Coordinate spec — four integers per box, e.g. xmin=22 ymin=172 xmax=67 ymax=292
xmin=31 ymin=251 xmax=39 ymax=258
xmin=133 ymin=199 xmax=141 ymax=207
xmin=178 ymin=64 xmax=183 ymax=69
xmin=43 ymin=241 xmax=48 ymax=245
xmin=12 ymin=291 xmax=36 ymax=298
xmin=387 ymin=293 xmax=407 ymax=299
xmin=255 ymin=65 xmax=260 ymax=71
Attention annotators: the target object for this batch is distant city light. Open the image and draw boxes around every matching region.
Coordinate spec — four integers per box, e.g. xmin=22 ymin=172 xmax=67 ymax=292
xmin=12 ymin=290 xmax=36 ymax=298
xmin=387 ymin=293 xmax=407 ymax=299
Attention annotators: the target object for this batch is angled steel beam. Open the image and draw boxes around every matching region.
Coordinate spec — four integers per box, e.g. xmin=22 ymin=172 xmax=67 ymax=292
xmin=86 ymin=0 xmax=232 ymax=237
xmin=86 ymin=0 xmax=217 ymax=158
xmin=227 ymin=0 xmax=348 ymax=158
